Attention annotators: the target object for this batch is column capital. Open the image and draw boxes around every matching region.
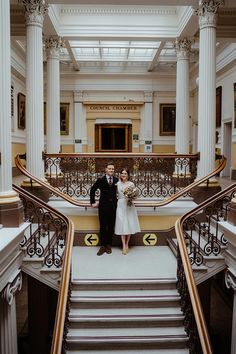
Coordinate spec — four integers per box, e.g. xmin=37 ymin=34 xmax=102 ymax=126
xmin=195 ymin=0 xmax=224 ymax=29
xmin=174 ymin=38 xmax=193 ymax=60
xmin=44 ymin=36 xmax=63 ymax=60
xmin=20 ymin=0 xmax=48 ymax=27
xmin=2 ymin=273 xmax=22 ymax=306
xmin=74 ymin=90 xmax=84 ymax=103
xmin=144 ymin=91 xmax=153 ymax=103
xmin=225 ymin=269 xmax=236 ymax=291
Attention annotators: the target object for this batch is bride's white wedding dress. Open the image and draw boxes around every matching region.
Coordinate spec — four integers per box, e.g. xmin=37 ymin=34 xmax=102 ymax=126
xmin=115 ymin=181 xmax=141 ymax=235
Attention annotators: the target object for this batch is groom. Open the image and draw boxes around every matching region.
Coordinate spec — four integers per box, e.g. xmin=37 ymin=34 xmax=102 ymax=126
xmin=90 ymin=162 xmax=118 ymax=256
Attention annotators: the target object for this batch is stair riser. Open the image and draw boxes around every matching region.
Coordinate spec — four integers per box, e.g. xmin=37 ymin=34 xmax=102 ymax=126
xmin=68 ymin=319 xmax=185 ymax=329
xmin=70 ymin=300 xmax=180 ymax=309
xmin=72 ymin=283 xmax=177 ymax=291
xmin=66 ymin=340 xmax=188 ymax=351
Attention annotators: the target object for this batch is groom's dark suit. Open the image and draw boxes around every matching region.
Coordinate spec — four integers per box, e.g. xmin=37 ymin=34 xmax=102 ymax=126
xmin=90 ymin=175 xmax=118 ymax=247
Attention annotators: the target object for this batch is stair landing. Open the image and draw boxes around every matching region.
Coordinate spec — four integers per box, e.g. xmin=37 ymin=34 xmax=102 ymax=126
xmin=72 ymin=246 xmax=177 ymax=281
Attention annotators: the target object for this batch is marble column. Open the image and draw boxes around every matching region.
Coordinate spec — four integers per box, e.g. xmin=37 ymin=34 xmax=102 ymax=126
xmin=74 ymin=91 xmax=87 ymax=153
xmin=196 ymin=0 xmax=224 ymax=180
xmin=0 ymin=273 xmax=22 ymax=354
xmin=225 ymin=269 xmax=236 ymax=354
xmin=0 ymin=0 xmax=22 ymax=227
xmin=175 ymin=38 xmax=192 ymax=155
xmin=45 ymin=36 xmax=62 ymax=155
xmin=144 ymin=91 xmax=153 ymax=153
xmin=21 ymin=0 xmax=48 ymax=180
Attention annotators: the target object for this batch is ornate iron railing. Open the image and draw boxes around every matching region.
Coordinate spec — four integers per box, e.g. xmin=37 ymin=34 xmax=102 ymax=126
xmin=13 ymin=183 xmax=74 ymax=354
xmin=177 ymin=251 xmax=203 ymax=354
xmin=182 ymin=186 xmax=235 ymax=266
xmin=44 ymin=152 xmax=199 ymax=199
xmin=175 ymin=181 xmax=236 ymax=354
xmin=13 ymin=184 xmax=68 ymax=268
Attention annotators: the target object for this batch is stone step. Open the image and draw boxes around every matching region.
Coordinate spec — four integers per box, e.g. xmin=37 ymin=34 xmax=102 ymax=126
xmin=71 ymin=278 xmax=177 ymax=291
xmin=66 ymin=326 xmax=188 ymax=350
xmin=70 ymin=292 xmax=180 ymax=309
xmin=68 ymin=306 xmax=184 ymax=328
xmin=66 ymin=350 xmax=189 ymax=354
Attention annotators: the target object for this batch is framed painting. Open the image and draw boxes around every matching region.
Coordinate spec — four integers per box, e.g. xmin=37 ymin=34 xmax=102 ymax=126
xmin=60 ymin=103 xmax=69 ymax=135
xmin=216 ymin=86 xmax=222 ymax=128
xmin=160 ymin=103 xmax=176 ymax=136
xmin=17 ymin=92 xmax=26 ymax=130
xmin=44 ymin=102 xmax=70 ymax=135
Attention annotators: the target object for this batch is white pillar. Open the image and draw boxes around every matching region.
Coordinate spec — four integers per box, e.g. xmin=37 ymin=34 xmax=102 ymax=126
xmin=196 ymin=0 xmax=224 ymax=179
xmin=74 ymin=91 xmax=87 ymax=153
xmin=21 ymin=0 xmax=48 ymax=179
xmin=0 ymin=273 xmax=22 ymax=354
xmin=144 ymin=91 xmax=153 ymax=153
xmin=175 ymin=38 xmax=192 ymax=154
xmin=0 ymin=0 xmax=19 ymax=204
xmin=45 ymin=36 xmax=62 ymax=154
xmin=225 ymin=270 xmax=236 ymax=354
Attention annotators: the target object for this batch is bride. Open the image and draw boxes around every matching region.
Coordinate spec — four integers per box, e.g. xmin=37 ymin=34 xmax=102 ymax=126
xmin=114 ymin=168 xmax=140 ymax=255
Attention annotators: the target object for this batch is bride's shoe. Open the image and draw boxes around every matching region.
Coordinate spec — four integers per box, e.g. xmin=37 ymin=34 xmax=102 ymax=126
xmin=122 ymin=249 xmax=127 ymax=255
xmin=126 ymin=247 xmax=129 ymax=253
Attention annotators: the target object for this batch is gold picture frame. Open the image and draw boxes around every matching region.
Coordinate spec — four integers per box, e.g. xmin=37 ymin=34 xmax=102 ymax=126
xmin=216 ymin=86 xmax=222 ymax=128
xmin=44 ymin=102 xmax=70 ymax=135
xmin=17 ymin=92 xmax=26 ymax=130
xmin=160 ymin=103 xmax=176 ymax=136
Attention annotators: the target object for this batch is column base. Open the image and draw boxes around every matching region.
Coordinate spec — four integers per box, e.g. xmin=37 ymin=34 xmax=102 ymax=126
xmin=0 ymin=200 xmax=24 ymax=227
xmin=191 ymin=182 xmax=221 ymax=204
xmin=21 ymin=179 xmax=51 ymax=203
xmin=228 ymin=200 xmax=236 ymax=226
xmin=172 ymin=173 xmax=192 ymax=188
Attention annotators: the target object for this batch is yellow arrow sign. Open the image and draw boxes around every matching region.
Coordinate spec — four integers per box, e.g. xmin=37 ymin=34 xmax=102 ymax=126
xmin=143 ymin=233 xmax=157 ymax=246
xmin=85 ymin=234 xmax=99 ymax=246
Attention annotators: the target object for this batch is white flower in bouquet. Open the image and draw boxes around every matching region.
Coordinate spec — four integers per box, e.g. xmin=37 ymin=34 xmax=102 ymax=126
xmin=123 ymin=184 xmax=138 ymax=206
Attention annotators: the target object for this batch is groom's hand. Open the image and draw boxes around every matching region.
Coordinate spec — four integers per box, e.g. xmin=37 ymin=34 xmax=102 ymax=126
xmin=91 ymin=202 xmax=99 ymax=208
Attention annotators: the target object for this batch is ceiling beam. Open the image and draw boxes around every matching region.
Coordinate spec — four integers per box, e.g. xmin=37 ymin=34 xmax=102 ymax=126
xmin=69 ymin=44 xmax=160 ymax=49
xmin=148 ymin=41 xmax=166 ymax=72
xmin=64 ymin=40 xmax=80 ymax=71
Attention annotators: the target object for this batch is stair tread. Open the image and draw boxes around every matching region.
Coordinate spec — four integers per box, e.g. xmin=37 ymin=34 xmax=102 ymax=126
xmin=72 ymin=278 xmax=177 ymax=284
xmin=71 ymin=289 xmax=179 ymax=297
xmin=67 ymin=326 xmax=187 ymax=338
xmin=69 ymin=307 xmax=183 ymax=317
xmin=66 ymin=350 xmax=190 ymax=354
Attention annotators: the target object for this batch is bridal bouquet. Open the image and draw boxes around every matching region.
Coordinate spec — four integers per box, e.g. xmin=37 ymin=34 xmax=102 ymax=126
xmin=124 ymin=184 xmax=139 ymax=206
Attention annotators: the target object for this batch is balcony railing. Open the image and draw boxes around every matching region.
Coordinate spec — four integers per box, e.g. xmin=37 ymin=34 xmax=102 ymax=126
xmin=44 ymin=152 xmax=199 ymax=199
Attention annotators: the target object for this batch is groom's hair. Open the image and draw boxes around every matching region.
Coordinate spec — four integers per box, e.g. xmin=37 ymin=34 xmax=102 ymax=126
xmin=106 ymin=162 xmax=114 ymax=168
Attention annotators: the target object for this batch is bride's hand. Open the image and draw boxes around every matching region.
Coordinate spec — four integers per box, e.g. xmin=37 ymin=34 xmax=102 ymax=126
xmin=91 ymin=202 xmax=99 ymax=208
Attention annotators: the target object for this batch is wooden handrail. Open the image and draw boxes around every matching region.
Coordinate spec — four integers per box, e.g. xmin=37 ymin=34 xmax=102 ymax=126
xmin=13 ymin=183 xmax=74 ymax=354
xmin=15 ymin=153 xmax=227 ymax=354
xmin=175 ymin=179 xmax=236 ymax=354
xmin=15 ymin=153 xmax=226 ymax=209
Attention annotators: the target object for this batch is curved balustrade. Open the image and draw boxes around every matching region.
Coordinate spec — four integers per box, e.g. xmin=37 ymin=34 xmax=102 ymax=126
xmin=12 ymin=184 xmax=74 ymax=354
xmin=44 ymin=152 xmax=199 ymax=199
xmin=16 ymin=153 xmax=226 ymax=209
xmin=175 ymin=181 xmax=236 ymax=354
xmin=14 ymin=153 xmax=227 ymax=354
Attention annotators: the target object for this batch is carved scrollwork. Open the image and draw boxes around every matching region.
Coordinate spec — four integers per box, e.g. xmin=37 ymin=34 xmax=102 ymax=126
xmin=20 ymin=0 xmax=48 ymax=26
xmin=174 ymin=38 xmax=193 ymax=59
xmin=2 ymin=273 xmax=22 ymax=306
xmin=225 ymin=269 xmax=236 ymax=291
xmin=195 ymin=0 xmax=224 ymax=29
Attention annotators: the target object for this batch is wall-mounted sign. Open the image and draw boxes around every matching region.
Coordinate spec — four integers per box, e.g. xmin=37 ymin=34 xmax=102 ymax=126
xmin=85 ymin=234 xmax=99 ymax=246
xmin=143 ymin=233 xmax=157 ymax=246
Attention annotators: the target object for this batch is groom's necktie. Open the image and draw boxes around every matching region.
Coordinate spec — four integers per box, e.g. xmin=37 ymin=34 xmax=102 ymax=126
xmin=109 ymin=176 xmax=113 ymax=185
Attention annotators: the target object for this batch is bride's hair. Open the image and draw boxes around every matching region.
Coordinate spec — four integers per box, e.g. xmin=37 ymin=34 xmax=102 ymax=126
xmin=120 ymin=168 xmax=130 ymax=181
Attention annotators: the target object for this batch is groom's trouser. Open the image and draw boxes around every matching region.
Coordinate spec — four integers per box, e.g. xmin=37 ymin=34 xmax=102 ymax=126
xmin=99 ymin=205 xmax=116 ymax=246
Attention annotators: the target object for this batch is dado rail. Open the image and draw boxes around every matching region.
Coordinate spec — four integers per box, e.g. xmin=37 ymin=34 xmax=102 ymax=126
xmin=43 ymin=152 xmax=200 ymax=199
